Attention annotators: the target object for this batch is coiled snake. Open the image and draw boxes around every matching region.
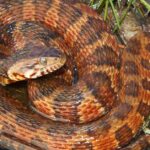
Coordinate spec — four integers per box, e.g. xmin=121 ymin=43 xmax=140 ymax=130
xmin=0 ymin=0 xmax=150 ymax=149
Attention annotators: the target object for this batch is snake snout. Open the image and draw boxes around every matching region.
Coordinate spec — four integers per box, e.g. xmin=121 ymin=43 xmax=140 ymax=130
xmin=7 ymin=46 xmax=66 ymax=81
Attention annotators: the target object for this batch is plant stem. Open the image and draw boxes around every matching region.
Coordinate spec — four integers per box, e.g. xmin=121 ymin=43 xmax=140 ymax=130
xmin=104 ymin=0 xmax=109 ymax=20
xmin=140 ymin=0 xmax=150 ymax=11
xmin=109 ymin=0 xmax=120 ymax=29
xmin=113 ymin=0 xmax=134 ymax=32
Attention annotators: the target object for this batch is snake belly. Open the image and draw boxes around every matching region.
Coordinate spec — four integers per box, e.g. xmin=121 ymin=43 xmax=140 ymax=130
xmin=0 ymin=0 xmax=150 ymax=150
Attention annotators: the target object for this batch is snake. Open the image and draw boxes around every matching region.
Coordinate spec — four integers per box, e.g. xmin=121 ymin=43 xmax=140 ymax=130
xmin=0 ymin=0 xmax=150 ymax=149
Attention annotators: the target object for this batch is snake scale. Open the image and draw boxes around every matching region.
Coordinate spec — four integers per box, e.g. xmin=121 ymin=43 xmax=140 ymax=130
xmin=0 ymin=0 xmax=150 ymax=149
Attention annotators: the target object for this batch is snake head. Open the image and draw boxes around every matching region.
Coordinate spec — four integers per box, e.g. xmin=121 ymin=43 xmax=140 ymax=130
xmin=7 ymin=45 xmax=66 ymax=81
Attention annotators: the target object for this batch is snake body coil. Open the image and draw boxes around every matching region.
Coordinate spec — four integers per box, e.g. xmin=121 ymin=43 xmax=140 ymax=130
xmin=0 ymin=0 xmax=150 ymax=150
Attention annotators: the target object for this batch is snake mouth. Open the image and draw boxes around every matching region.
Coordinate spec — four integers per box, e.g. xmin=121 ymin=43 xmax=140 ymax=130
xmin=7 ymin=56 xmax=66 ymax=81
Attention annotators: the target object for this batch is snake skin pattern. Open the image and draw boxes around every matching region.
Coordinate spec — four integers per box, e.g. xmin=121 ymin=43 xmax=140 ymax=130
xmin=0 ymin=0 xmax=150 ymax=149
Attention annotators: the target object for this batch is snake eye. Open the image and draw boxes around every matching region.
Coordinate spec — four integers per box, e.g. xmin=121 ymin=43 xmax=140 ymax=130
xmin=40 ymin=57 xmax=47 ymax=65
